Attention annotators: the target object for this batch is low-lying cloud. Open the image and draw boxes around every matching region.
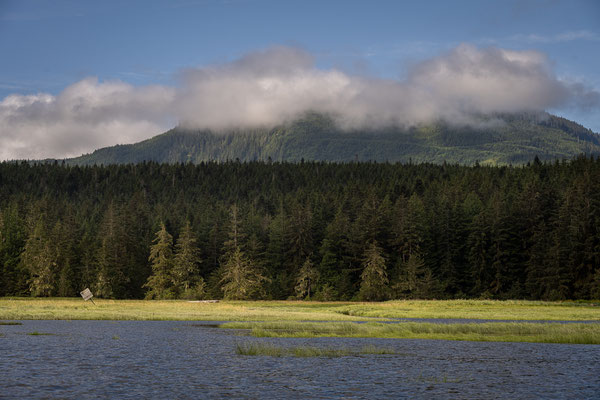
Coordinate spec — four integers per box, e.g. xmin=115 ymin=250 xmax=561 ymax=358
xmin=0 ymin=78 xmax=175 ymax=160
xmin=0 ymin=44 xmax=597 ymax=160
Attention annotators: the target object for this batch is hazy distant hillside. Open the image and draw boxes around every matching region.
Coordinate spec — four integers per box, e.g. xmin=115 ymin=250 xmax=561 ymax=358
xmin=68 ymin=112 xmax=600 ymax=165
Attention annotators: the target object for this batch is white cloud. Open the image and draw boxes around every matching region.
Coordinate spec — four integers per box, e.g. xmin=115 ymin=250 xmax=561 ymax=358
xmin=0 ymin=44 xmax=597 ymax=160
xmin=0 ymin=78 xmax=175 ymax=160
xmin=175 ymin=44 xmax=575 ymax=130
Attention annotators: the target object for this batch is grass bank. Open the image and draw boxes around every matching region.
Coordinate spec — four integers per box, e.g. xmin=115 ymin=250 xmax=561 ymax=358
xmin=0 ymin=298 xmax=598 ymax=322
xmin=221 ymin=321 xmax=600 ymax=344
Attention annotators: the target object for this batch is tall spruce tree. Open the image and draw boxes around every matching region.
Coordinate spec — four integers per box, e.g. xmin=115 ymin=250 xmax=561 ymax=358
xmin=359 ymin=241 xmax=388 ymax=301
xmin=144 ymin=223 xmax=174 ymax=299
xmin=295 ymin=256 xmax=319 ymax=299
xmin=220 ymin=205 xmax=268 ymax=299
xmin=21 ymin=219 xmax=56 ymax=296
xmin=95 ymin=203 xmax=130 ymax=298
xmin=172 ymin=220 xmax=204 ymax=298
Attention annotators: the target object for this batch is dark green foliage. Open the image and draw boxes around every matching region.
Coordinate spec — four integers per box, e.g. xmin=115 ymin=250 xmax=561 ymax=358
xmin=94 ymin=203 xmax=131 ymax=298
xmin=295 ymin=257 xmax=319 ymax=299
xmin=68 ymin=112 xmax=600 ymax=166
xmin=359 ymin=241 xmax=388 ymax=301
xmin=1 ymin=155 xmax=600 ymax=300
xmin=144 ymin=223 xmax=174 ymax=299
xmin=0 ymin=203 xmax=28 ymax=296
xmin=219 ymin=205 xmax=268 ymax=299
xmin=21 ymin=218 xmax=56 ymax=296
xmin=172 ymin=220 xmax=204 ymax=298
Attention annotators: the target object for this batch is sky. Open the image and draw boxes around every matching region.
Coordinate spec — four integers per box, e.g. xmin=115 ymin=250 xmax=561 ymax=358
xmin=0 ymin=0 xmax=599 ymax=160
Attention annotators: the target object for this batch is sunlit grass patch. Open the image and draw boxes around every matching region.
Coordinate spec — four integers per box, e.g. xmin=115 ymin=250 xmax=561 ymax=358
xmin=335 ymin=299 xmax=600 ymax=321
xmin=0 ymin=298 xmax=367 ymax=321
xmin=1 ymin=298 xmax=598 ymax=322
xmin=234 ymin=342 xmax=398 ymax=357
xmin=221 ymin=321 xmax=600 ymax=344
xmin=236 ymin=342 xmax=284 ymax=356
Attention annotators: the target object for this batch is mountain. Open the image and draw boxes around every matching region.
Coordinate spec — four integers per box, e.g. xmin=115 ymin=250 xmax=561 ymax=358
xmin=68 ymin=112 xmax=600 ymax=165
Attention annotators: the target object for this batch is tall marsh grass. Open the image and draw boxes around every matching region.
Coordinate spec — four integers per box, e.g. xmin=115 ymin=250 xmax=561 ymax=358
xmin=221 ymin=321 xmax=600 ymax=344
xmin=235 ymin=342 xmax=397 ymax=357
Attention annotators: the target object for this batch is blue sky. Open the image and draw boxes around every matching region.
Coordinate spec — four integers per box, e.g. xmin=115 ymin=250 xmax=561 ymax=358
xmin=0 ymin=0 xmax=599 ymax=159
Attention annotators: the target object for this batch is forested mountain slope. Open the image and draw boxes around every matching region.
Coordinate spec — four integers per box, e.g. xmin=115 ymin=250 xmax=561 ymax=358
xmin=68 ymin=112 xmax=600 ymax=166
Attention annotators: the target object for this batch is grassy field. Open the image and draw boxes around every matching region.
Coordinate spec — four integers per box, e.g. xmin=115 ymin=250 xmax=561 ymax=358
xmin=2 ymin=298 xmax=598 ymax=344
xmin=1 ymin=298 xmax=599 ymax=322
xmin=222 ymin=321 xmax=600 ymax=344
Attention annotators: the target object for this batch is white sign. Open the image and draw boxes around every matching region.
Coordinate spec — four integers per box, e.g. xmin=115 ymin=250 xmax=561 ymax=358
xmin=80 ymin=288 xmax=94 ymax=301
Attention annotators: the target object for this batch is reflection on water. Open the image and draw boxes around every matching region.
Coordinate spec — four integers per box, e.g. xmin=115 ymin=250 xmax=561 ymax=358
xmin=1 ymin=321 xmax=598 ymax=399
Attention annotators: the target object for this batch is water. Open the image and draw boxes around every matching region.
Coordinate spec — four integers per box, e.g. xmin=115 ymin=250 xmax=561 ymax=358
xmin=1 ymin=321 xmax=598 ymax=399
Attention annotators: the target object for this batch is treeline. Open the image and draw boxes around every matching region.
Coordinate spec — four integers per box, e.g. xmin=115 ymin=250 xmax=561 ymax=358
xmin=1 ymin=157 xmax=599 ymax=300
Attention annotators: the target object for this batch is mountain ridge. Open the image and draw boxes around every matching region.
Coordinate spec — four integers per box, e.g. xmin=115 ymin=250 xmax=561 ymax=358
xmin=67 ymin=112 xmax=600 ymax=166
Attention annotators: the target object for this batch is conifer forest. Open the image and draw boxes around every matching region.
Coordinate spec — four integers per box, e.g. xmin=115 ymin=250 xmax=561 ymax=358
xmin=1 ymin=156 xmax=599 ymax=301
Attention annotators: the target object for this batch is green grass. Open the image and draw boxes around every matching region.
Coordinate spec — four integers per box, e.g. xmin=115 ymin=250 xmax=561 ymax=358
xmin=334 ymin=299 xmax=600 ymax=321
xmin=2 ymin=297 xmax=598 ymax=343
xmin=27 ymin=331 xmax=55 ymax=336
xmin=221 ymin=321 xmax=600 ymax=344
xmin=1 ymin=298 xmax=598 ymax=322
xmin=0 ymin=298 xmax=368 ymax=321
xmin=235 ymin=342 xmax=398 ymax=357
xmin=0 ymin=321 xmax=22 ymax=325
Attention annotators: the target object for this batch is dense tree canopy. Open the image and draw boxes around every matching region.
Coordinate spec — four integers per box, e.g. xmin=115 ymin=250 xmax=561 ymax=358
xmin=0 ymin=156 xmax=599 ymax=300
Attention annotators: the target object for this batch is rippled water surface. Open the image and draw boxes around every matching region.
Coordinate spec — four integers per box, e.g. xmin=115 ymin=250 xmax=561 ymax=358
xmin=1 ymin=320 xmax=598 ymax=399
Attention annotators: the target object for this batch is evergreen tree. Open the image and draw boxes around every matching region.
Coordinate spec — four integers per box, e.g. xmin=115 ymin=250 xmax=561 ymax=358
xmin=0 ymin=203 xmax=27 ymax=296
xmin=123 ymin=191 xmax=153 ymax=298
xmin=144 ymin=223 xmax=174 ymax=299
xmin=391 ymin=194 xmax=426 ymax=264
xmin=294 ymin=256 xmax=319 ymax=299
xmin=21 ymin=219 xmax=56 ymax=297
xmin=359 ymin=241 xmax=388 ymax=301
xmin=285 ymin=200 xmax=314 ymax=284
xmin=265 ymin=206 xmax=289 ymax=298
xmin=95 ymin=203 xmax=130 ymax=298
xmin=52 ymin=220 xmax=75 ymax=297
xmin=220 ymin=205 xmax=268 ymax=299
xmin=467 ymin=211 xmax=492 ymax=296
xmin=393 ymin=253 xmax=422 ymax=298
xmin=172 ymin=220 xmax=204 ymax=298
xmin=220 ymin=247 xmax=267 ymax=300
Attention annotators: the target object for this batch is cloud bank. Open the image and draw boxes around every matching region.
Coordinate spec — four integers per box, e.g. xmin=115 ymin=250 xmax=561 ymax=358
xmin=0 ymin=78 xmax=175 ymax=160
xmin=176 ymin=45 xmax=573 ymax=130
xmin=0 ymin=44 xmax=597 ymax=160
